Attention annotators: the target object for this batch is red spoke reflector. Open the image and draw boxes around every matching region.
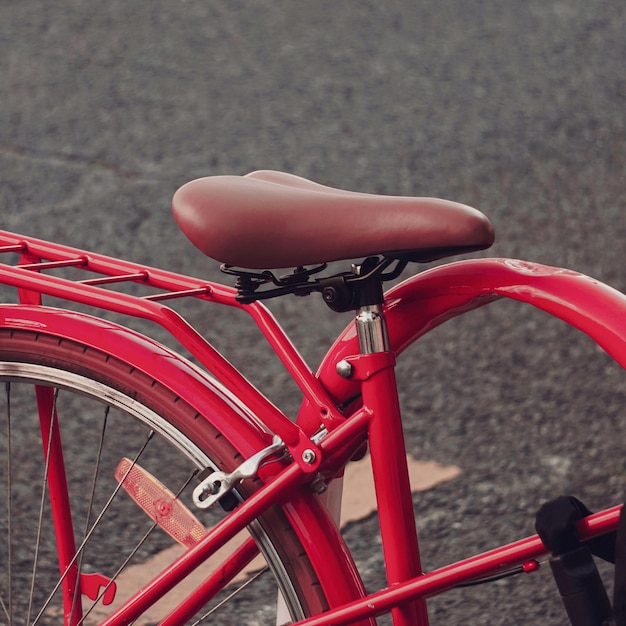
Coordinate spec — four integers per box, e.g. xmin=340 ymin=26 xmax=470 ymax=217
xmin=115 ymin=458 xmax=208 ymax=549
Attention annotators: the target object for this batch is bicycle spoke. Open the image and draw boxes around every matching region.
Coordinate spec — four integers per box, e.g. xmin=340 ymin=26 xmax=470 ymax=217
xmin=0 ymin=595 xmax=9 ymax=625
xmin=69 ymin=406 xmax=110 ymax=626
xmin=32 ymin=428 xmax=155 ymax=625
xmin=77 ymin=515 xmax=157 ymax=626
xmin=191 ymin=567 xmax=269 ymax=625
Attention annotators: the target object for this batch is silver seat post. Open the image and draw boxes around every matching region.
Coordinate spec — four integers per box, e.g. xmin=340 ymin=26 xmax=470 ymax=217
xmin=355 ymin=303 xmax=390 ymax=354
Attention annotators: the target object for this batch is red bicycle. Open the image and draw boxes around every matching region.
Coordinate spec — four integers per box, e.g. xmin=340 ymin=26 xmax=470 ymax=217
xmin=0 ymin=170 xmax=624 ymax=625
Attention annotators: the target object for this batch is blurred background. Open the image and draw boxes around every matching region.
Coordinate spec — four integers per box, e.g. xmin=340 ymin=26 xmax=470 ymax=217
xmin=1 ymin=1 xmax=625 ymax=623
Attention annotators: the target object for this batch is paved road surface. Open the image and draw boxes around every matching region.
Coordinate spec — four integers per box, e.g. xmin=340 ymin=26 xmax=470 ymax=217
xmin=2 ymin=1 xmax=625 ymax=623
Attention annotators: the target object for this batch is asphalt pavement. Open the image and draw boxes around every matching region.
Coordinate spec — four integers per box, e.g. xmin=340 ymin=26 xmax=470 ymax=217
xmin=1 ymin=1 xmax=625 ymax=623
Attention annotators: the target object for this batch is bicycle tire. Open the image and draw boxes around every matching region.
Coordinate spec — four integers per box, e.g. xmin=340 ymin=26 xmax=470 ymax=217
xmin=0 ymin=327 xmax=328 ymax=625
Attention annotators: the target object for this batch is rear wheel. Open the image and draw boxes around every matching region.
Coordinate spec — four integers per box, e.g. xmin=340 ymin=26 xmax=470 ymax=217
xmin=0 ymin=328 xmax=328 ymax=624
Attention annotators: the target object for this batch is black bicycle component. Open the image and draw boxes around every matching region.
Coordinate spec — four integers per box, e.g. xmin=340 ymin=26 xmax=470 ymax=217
xmin=536 ymin=496 xmax=617 ymax=625
xmin=220 ymin=263 xmax=328 ymax=302
xmin=221 ymin=256 xmax=408 ymax=310
xmin=549 ymin=547 xmax=613 ymax=626
xmin=454 ymin=565 xmax=526 ymax=588
xmin=320 ymin=274 xmax=357 ymax=312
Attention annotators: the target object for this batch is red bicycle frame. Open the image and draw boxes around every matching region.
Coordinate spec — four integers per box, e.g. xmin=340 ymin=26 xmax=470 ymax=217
xmin=1 ymin=229 xmax=625 ymax=625
xmin=310 ymin=258 xmax=626 ymax=414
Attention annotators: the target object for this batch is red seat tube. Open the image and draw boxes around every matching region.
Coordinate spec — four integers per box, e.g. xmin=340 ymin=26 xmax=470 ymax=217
xmin=353 ymin=301 xmax=430 ymax=626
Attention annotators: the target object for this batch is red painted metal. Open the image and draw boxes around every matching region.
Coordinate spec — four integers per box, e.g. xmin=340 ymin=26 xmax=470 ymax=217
xmin=0 ymin=305 xmax=370 ymax=623
xmin=296 ymin=257 xmax=626 ymax=622
xmin=292 ymin=507 xmax=623 ymax=626
xmin=0 ymin=230 xmax=325 ymax=470
xmin=159 ymin=536 xmax=260 ymax=625
xmin=113 ymin=401 xmax=374 ymax=625
xmin=2 ymin=231 xmax=625 ymax=623
xmin=35 ymin=385 xmax=83 ymax=625
xmin=308 ymin=258 xmax=626 ymax=418
xmin=19 ymin=251 xmax=83 ymax=624
xmin=357 ymin=353 xmax=428 ymax=625
xmin=80 ymin=573 xmax=116 ymax=606
xmin=0 ymin=305 xmax=271 ymax=458
xmin=97 ymin=464 xmax=305 ymax=624
xmin=0 ymin=233 xmax=368 ymax=619
xmin=243 ymin=301 xmax=346 ymax=431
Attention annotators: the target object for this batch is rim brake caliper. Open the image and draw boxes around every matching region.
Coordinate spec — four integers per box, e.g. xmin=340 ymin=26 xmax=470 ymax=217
xmin=192 ymin=435 xmax=285 ymax=510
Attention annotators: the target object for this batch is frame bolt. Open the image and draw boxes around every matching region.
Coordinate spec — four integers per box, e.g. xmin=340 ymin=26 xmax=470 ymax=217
xmin=302 ymin=449 xmax=317 ymax=464
xmin=199 ymin=480 xmax=220 ymax=500
xmin=336 ymin=359 xmax=353 ymax=378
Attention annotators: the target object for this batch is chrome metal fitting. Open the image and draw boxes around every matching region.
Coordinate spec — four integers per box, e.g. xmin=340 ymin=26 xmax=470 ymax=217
xmin=301 ymin=449 xmax=317 ymax=464
xmin=336 ymin=359 xmax=353 ymax=378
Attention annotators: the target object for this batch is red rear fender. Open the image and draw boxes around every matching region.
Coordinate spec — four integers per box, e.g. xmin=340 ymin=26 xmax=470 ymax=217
xmin=300 ymin=258 xmax=626 ymax=425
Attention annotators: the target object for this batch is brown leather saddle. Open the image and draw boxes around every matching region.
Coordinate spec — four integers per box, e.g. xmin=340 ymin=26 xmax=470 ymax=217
xmin=172 ymin=170 xmax=494 ymax=270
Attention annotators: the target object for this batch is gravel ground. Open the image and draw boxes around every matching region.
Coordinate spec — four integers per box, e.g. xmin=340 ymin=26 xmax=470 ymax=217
xmin=1 ymin=1 xmax=625 ymax=624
